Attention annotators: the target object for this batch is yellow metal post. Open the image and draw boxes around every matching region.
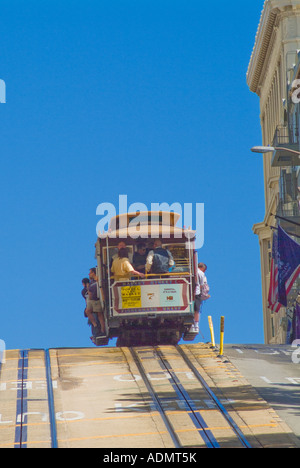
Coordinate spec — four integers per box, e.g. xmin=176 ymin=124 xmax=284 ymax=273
xmin=208 ymin=316 xmax=215 ymax=347
xmin=219 ymin=316 xmax=225 ymax=356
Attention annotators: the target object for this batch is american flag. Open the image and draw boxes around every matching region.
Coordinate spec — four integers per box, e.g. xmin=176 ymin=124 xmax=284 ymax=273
xmin=268 ymin=231 xmax=281 ymax=313
xmin=277 ymin=225 xmax=300 ymax=306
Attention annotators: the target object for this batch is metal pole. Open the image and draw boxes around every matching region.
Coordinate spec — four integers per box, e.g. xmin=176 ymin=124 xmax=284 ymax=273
xmin=219 ymin=316 xmax=225 ymax=356
xmin=208 ymin=316 xmax=216 ymax=347
xmin=187 ymin=236 xmax=193 ymax=311
xmin=106 ymin=235 xmax=113 ymax=317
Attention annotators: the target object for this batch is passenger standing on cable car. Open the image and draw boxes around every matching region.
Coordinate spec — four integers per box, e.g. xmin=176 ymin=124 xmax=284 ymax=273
xmin=133 ymin=242 xmax=147 ymax=274
xmin=111 ymin=248 xmax=145 ymax=281
xmin=145 ymin=239 xmax=174 ymax=274
xmin=110 ymin=240 xmax=129 ymax=269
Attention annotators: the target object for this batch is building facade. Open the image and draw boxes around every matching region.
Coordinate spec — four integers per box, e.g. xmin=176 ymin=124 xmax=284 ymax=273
xmin=247 ymin=0 xmax=300 ymax=344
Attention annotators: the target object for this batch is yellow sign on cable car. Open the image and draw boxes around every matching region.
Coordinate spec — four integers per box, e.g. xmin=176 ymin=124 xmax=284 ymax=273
xmin=121 ymin=285 xmax=142 ymax=309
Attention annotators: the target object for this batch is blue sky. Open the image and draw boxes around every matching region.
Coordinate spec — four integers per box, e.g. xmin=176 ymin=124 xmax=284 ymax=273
xmin=0 ymin=0 xmax=266 ymax=350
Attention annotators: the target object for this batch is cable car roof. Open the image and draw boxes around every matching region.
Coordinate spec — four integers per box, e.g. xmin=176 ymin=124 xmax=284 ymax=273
xmin=97 ymin=211 xmax=196 ymax=243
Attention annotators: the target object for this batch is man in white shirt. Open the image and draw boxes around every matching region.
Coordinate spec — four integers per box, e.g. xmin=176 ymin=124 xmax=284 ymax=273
xmin=192 ymin=263 xmax=209 ymax=333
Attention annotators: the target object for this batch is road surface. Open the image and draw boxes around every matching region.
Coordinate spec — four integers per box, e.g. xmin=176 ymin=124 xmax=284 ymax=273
xmin=224 ymin=344 xmax=300 ymax=442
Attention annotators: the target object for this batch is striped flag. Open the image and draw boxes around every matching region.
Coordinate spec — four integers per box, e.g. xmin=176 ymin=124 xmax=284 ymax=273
xmin=268 ymin=231 xmax=281 ymax=313
xmin=278 ymin=226 xmax=300 ymax=307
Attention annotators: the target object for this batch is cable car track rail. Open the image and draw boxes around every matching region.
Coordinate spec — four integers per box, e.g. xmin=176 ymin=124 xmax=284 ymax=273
xmin=175 ymin=345 xmax=252 ymax=448
xmin=0 ymin=349 xmax=55 ymax=448
xmin=152 ymin=347 xmax=220 ymax=448
xmin=129 ymin=346 xmax=252 ymax=448
xmin=129 ymin=347 xmax=181 ymax=448
xmin=14 ymin=350 xmax=29 ymax=448
xmin=45 ymin=349 xmax=58 ymax=449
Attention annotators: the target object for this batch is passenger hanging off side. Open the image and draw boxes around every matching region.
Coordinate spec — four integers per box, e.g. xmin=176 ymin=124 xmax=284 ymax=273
xmin=191 ymin=263 xmax=210 ymax=333
xmin=85 ymin=268 xmax=106 ymax=337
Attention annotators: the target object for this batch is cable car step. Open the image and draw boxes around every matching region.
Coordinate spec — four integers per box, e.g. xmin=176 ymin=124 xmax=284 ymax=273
xmin=90 ymin=335 xmax=109 ymax=346
xmin=183 ymin=331 xmax=198 ymax=341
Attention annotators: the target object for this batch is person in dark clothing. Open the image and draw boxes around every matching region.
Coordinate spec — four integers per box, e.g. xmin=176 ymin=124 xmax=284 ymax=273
xmin=145 ymin=239 xmax=174 ymax=274
xmin=81 ymin=277 xmax=90 ymax=317
xmin=133 ymin=242 xmax=147 ymax=273
xmin=86 ymin=268 xmax=105 ymax=336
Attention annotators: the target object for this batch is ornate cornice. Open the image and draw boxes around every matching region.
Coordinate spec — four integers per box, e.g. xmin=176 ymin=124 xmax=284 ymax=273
xmin=247 ymin=0 xmax=300 ymax=94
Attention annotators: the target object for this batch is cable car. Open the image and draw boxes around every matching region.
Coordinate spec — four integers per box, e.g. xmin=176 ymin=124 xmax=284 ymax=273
xmin=92 ymin=211 xmax=199 ymax=346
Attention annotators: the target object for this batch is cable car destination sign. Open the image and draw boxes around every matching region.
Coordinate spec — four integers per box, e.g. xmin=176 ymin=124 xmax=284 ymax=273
xmin=112 ymin=279 xmax=190 ymax=315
